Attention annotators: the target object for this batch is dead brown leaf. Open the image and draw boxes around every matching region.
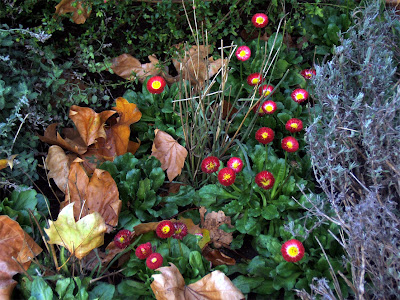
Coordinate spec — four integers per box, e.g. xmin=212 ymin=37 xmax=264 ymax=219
xmin=0 ymin=216 xmax=42 ymax=300
xmin=45 ymin=145 xmax=70 ymax=193
xmin=61 ymin=158 xmax=121 ymax=233
xmin=202 ymin=245 xmax=236 ymax=266
xmin=151 ymin=263 xmax=244 ymax=300
xmin=55 ymin=0 xmax=91 ymax=24
xmin=151 ymin=129 xmax=188 ymax=182
xmin=200 ymin=207 xmax=233 ymax=248
xmin=111 ymin=54 xmax=163 ymax=82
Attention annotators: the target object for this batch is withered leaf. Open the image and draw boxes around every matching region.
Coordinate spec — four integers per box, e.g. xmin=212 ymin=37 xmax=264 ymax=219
xmin=55 ymin=0 xmax=91 ymax=24
xmin=151 ymin=129 xmax=188 ymax=182
xmin=200 ymin=207 xmax=233 ymax=248
xmin=202 ymin=245 xmax=236 ymax=266
xmin=0 ymin=216 xmax=42 ymax=299
xmin=61 ymin=158 xmax=122 ymax=233
xmin=151 ymin=263 xmax=244 ymax=300
xmin=0 ymin=155 xmax=17 ymax=171
xmin=111 ymin=54 xmax=163 ymax=82
xmin=45 ymin=145 xmax=70 ymax=193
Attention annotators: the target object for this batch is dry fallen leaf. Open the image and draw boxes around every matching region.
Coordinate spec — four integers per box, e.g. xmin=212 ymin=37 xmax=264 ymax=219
xmin=111 ymin=54 xmax=163 ymax=82
xmin=44 ymin=202 xmax=107 ymax=260
xmin=55 ymin=0 xmax=91 ymax=24
xmin=0 ymin=216 xmax=42 ymax=300
xmin=0 ymin=155 xmax=17 ymax=171
xmin=151 ymin=263 xmax=244 ymax=300
xmin=61 ymin=158 xmax=122 ymax=232
xmin=45 ymin=145 xmax=70 ymax=193
xmin=200 ymin=207 xmax=233 ymax=248
xmin=202 ymin=245 xmax=236 ymax=266
xmin=151 ymin=129 xmax=188 ymax=182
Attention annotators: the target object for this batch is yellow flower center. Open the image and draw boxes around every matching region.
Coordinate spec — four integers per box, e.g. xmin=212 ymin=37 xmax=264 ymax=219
xmin=287 ymin=245 xmax=299 ymax=257
xmin=287 ymin=141 xmax=293 ymax=149
xmin=239 ymin=50 xmax=246 ymax=57
xmin=207 ymin=162 xmax=216 ymax=170
xmin=296 ymin=93 xmax=304 ymax=100
xmin=232 ymin=161 xmax=239 ymax=169
xmin=151 ymin=257 xmax=157 ymax=263
xmin=162 ymin=225 xmax=171 ymax=234
xmin=264 ymin=90 xmax=271 ymax=96
xmin=141 ymin=248 xmax=147 ymax=254
xmin=265 ymin=104 xmax=273 ymax=112
xmin=262 ymin=132 xmax=269 ymax=139
xmin=258 ymin=107 xmax=264 ymax=113
xmin=262 ymin=179 xmax=271 ymax=186
xmin=175 ymin=228 xmax=182 ymax=234
xmin=152 ymin=80 xmax=161 ymax=89
xmin=119 ymin=236 xmax=125 ymax=243
xmin=256 ymin=16 xmax=264 ymax=24
xmin=252 ymin=78 xmax=260 ymax=84
xmin=223 ymin=173 xmax=232 ymax=181
xmin=291 ymin=123 xmax=298 ymax=129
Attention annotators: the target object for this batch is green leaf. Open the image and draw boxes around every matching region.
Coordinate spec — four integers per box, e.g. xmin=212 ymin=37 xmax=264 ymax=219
xmin=74 ymin=277 xmax=89 ymax=300
xmin=277 ymin=112 xmax=291 ymax=126
xmin=163 ymin=185 xmax=197 ymax=206
xmin=55 ymin=278 xmax=75 ymax=299
xmin=235 ymin=212 xmax=260 ymax=235
xmin=276 ymin=262 xmax=301 ymax=277
xmin=31 ymin=277 xmax=53 ymax=300
xmin=232 ymin=275 xmax=264 ymax=294
xmin=197 ymin=184 xmax=233 ymax=206
xmin=149 ymin=167 xmax=165 ymax=190
xmin=327 ymin=23 xmax=340 ymax=44
xmin=247 ymin=256 xmax=274 ymax=277
xmin=189 ymin=251 xmax=206 ymax=277
xmin=10 ymin=189 xmax=37 ymax=211
xmin=261 ymin=205 xmax=279 ymax=220
xmin=88 ymin=282 xmax=115 ymax=300
xmin=137 ymin=178 xmax=151 ymax=200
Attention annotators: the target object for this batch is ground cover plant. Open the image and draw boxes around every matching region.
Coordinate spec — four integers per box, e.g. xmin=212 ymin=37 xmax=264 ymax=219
xmin=1 ymin=0 xmax=399 ymax=299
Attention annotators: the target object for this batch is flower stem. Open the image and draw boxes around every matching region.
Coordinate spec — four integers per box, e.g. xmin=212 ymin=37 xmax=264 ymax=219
xmin=240 ymin=61 xmax=243 ymax=82
xmin=265 ymin=144 xmax=269 ymax=169
xmin=178 ymin=240 xmax=184 ymax=257
xmin=231 ymin=183 xmax=241 ymax=194
xmin=258 ymin=189 xmax=267 ymax=207
xmin=168 ymin=238 xmax=171 ymax=257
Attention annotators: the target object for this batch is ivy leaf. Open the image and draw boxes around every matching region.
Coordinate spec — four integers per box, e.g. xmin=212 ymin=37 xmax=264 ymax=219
xmin=44 ymin=202 xmax=107 ymax=260
xmin=151 ymin=129 xmax=188 ymax=182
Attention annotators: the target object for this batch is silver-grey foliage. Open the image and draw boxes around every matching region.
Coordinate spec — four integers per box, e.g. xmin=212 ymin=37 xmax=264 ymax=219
xmin=302 ymin=1 xmax=400 ymax=299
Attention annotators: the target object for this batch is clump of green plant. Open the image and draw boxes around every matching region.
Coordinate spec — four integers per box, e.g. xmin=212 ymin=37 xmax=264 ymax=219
xmin=303 ymin=1 xmax=400 ymax=298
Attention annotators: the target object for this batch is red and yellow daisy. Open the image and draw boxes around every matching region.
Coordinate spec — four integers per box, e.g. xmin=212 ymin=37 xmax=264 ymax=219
xmin=236 ymin=45 xmax=251 ymax=61
xmin=114 ymin=229 xmax=132 ymax=249
xmin=255 ymin=127 xmax=274 ymax=144
xmin=281 ymin=136 xmax=299 ymax=152
xmin=291 ymin=88 xmax=309 ymax=104
xmin=251 ymin=13 xmax=269 ymax=28
xmin=300 ymin=69 xmax=316 ymax=79
xmin=281 ymin=239 xmax=305 ymax=262
xmin=135 ymin=242 xmax=152 ymax=260
xmin=156 ymin=220 xmax=175 ymax=239
xmin=218 ymin=167 xmax=236 ymax=186
xmin=262 ymin=100 xmax=277 ymax=115
xmin=201 ymin=156 xmax=220 ymax=173
xmin=255 ymin=171 xmax=275 ymax=190
xmin=147 ymin=76 xmax=166 ymax=94
xmin=253 ymin=103 xmax=266 ymax=116
xmin=227 ymin=157 xmax=244 ymax=173
xmin=285 ymin=118 xmax=303 ymax=133
xmin=247 ymin=73 xmax=263 ymax=86
xmin=172 ymin=222 xmax=188 ymax=240
xmin=259 ymin=84 xmax=274 ymax=97
xmin=146 ymin=253 xmax=163 ymax=269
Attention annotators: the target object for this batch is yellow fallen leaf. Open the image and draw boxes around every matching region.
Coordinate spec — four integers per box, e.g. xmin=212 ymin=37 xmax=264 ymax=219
xmin=44 ymin=202 xmax=107 ymax=259
xmin=0 ymin=155 xmax=17 ymax=171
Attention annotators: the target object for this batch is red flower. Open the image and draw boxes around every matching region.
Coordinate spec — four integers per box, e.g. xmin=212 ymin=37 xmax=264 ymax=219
xmin=252 ymin=13 xmax=269 ymax=28
xmin=218 ymin=167 xmax=236 ymax=186
xmin=281 ymin=239 xmax=305 ymax=262
xmin=253 ymin=103 xmax=266 ymax=116
xmin=227 ymin=157 xmax=244 ymax=173
xmin=262 ymin=100 xmax=277 ymax=115
xmin=300 ymin=69 xmax=316 ymax=79
xmin=282 ymin=136 xmax=299 ymax=152
xmin=114 ymin=229 xmax=132 ymax=249
xmin=172 ymin=222 xmax=188 ymax=240
xmin=135 ymin=242 xmax=152 ymax=260
xmin=255 ymin=171 xmax=275 ymax=190
xmin=259 ymin=84 xmax=274 ymax=97
xmin=255 ymin=127 xmax=274 ymax=144
xmin=291 ymin=89 xmax=309 ymax=104
xmin=236 ymin=45 xmax=251 ymax=61
xmin=156 ymin=220 xmax=175 ymax=239
xmin=147 ymin=76 xmax=166 ymax=94
xmin=146 ymin=253 xmax=163 ymax=270
xmin=285 ymin=118 xmax=303 ymax=133
xmin=201 ymin=156 xmax=220 ymax=173
xmin=247 ymin=73 xmax=263 ymax=86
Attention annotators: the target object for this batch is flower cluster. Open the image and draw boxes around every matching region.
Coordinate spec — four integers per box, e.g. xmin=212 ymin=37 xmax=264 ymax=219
xmin=201 ymin=156 xmax=244 ymax=186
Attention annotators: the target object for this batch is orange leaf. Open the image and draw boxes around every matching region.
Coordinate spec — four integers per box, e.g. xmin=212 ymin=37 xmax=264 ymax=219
xmin=0 ymin=216 xmax=42 ymax=299
xmin=61 ymin=159 xmax=121 ymax=233
xmin=0 ymin=155 xmax=17 ymax=171
xmin=110 ymin=97 xmax=142 ymax=156
xmin=55 ymin=0 xmax=91 ymax=24
xmin=38 ymin=123 xmax=88 ymax=155
xmin=111 ymin=54 xmax=163 ymax=83
xmin=69 ymin=106 xmax=116 ymax=147
xmin=150 ymin=263 xmax=244 ymax=300
xmin=151 ymin=129 xmax=188 ymax=182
